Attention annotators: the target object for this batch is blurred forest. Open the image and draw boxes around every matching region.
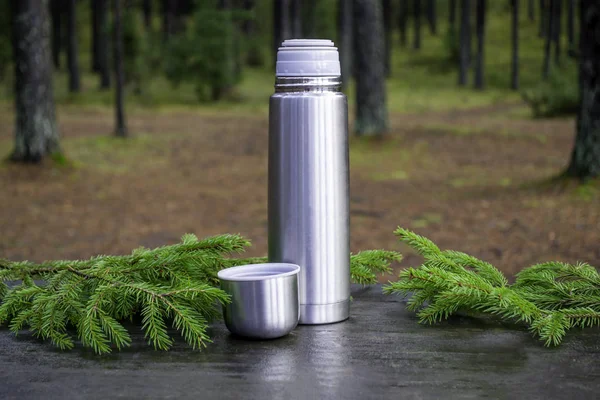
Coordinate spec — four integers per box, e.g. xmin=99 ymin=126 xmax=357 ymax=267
xmin=0 ymin=0 xmax=599 ymax=277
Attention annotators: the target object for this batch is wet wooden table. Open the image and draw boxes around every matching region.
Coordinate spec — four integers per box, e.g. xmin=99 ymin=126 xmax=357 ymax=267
xmin=1 ymin=285 xmax=599 ymax=399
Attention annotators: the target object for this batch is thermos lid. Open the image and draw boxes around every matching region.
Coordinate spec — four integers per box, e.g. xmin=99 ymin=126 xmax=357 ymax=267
xmin=276 ymin=39 xmax=341 ymax=77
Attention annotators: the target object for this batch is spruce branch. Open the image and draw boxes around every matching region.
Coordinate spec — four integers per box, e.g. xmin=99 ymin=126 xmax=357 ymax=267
xmin=0 ymin=232 xmax=400 ymax=354
xmin=350 ymin=250 xmax=402 ymax=285
xmin=384 ymin=228 xmax=600 ymax=346
xmin=0 ymin=234 xmax=245 ymax=354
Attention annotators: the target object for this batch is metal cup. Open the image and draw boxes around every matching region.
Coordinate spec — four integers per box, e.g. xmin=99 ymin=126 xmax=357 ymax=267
xmin=217 ymin=263 xmax=300 ymax=339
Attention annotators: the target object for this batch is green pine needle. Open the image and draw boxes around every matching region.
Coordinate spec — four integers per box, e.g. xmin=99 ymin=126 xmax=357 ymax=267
xmin=385 ymin=227 xmax=600 ymax=347
xmin=0 ymin=233 xmax=400 ymax=354
xmin=350 ymin=250 xmax=402 ymax=285
xmin=394 ymin=227 xmax=440 ymax=257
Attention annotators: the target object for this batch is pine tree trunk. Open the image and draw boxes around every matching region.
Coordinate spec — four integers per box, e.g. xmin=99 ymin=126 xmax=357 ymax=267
xmin=97 ymin=0 xmax=110 ymax=89
xmin=273 ymin=0 xmax=291 ymax=63
xmin=553 ymin=0 xmax=561 ymax=66
xmin=458 ymin=0 xmax=470 ymax=86
xmin=143 ymin=0 xmax=152 ymax=29
xmin=91 ymin=0 xmax=100 ymax=72
xmin=528 ymin=0 xmax=535 ymax=21
xmin=243 ymin=0 xmax=263 ymax=66
xmin=218 ymin=0 xmax=236 ymax=98
xmin=242 ymin=0 xmax=254 ymax=35
xmin=511 ymin=0 xmax=519 ymax=90
xmin=427 ymin=0 xmax=437 ymax=35
xmin=338 ymin=0 xmax=353 ymax=90
xmin=302 ymin=0 xmax=317 ymax=38
xmin=566 ymin=0 xmax=600 ymax=180
xmin=543 ymin=0 xmax=554 ymax=79
xmin=383 ymin=0 xmax=392 ymax=76
xmin=539 ymin=0 xmax=546 ymax=37
xmin=449 ymin=0 xmax=456 ymax=29
xmin=474 ymin=0 xmax=485 ymax=90
xmin=399 ymin=0 xmax=408 ymax=47
xmin=66 ymin=0 xmax=80 ymax=92
xmin=354 ymin=0 xmax=387 ymax=136
xmin=162 ymin=0 xmax=176 ymax=41
xmin=50 ymin=0 xmax=62 ymax=69
xmin=113 ymin=0 xmax=127 ymax=137
xmin=290 ymin=0 xmax=302 ymax=38
xmin=413 ymin=0 xmax=421 ymax=50
xmin=11 ymin=0 xmax=61 ymax=163
xmin=567 ymin=0 xmax=575 ymax=55
xmin=229 ymin=0 xmax=243 ymax=80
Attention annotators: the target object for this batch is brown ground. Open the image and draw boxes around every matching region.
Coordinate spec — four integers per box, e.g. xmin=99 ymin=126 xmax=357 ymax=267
xmin=1 ymin=103 xmax=598 ymax=280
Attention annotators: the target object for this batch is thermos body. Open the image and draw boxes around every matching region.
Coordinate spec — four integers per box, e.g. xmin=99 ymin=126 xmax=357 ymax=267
xmin=268 ymin=40 xmax=350 ymax=325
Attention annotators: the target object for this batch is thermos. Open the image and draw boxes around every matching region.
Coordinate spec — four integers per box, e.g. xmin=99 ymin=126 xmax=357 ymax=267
xmin=268 ymin=39 xmax=350 ymax=325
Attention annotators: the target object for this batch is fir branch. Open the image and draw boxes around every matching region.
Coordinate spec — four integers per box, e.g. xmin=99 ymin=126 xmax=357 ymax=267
xmin=394 ymin=227 xmax=440 ymax=257
xmin=350 ymin=250 xmax=402 ymax=285
xmin=384 ymin=228 xmax=600 ymax=347
xmin=440 ymin=250 xmax=508 ymax=287
xmin=1 ymin=231 xmax=398 ymax=354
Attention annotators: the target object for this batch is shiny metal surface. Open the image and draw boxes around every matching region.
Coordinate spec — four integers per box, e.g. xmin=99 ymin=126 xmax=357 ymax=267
xmin=218 ymin=263 xmax=300 ymax=339
xmin=268 ymin=77 xmax=350 ymax=325
xmin=274 ymin=76 xmax=342 ymax=92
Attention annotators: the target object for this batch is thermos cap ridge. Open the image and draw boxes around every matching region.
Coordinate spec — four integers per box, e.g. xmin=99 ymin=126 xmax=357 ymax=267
xmin=276 ymin=39 xmax=341 ymax=77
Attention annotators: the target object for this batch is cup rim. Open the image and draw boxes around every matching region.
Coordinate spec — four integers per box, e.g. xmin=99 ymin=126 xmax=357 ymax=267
xmin=217 ymin=263 xmax=300 ymax=282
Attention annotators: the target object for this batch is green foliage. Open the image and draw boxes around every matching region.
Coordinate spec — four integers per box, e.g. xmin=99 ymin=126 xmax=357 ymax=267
xmin=165 ymin=0 xmax=239 ymax=102
xmin=443 ymin=24 xmax=459 ymax=65
xmin=350 ymin=250 xmax=402 ymax=285
xmin=0 ymin=233 xmax=399 ymax=354
xmin=521 ymin=64 xmax=579 ymax=118
xmin=0 ymin=234 xmax=249 ymax=354
xmin=385 ymin=228 xmax=600 ymax=346
xmin=122 ymin=7 xmax=147 ymax=94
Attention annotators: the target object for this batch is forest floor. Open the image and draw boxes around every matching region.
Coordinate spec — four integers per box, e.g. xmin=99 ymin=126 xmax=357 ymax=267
xmin=0 ymin=102 xmax=598 ymax=280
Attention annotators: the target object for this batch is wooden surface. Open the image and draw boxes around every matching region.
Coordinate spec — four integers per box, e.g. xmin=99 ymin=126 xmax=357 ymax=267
xmin=1 ymin=285 xmax=599 ymax=399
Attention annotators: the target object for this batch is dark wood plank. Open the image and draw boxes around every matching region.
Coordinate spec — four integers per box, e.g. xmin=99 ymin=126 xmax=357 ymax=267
xmin=1 ymin=285 xmax=599 ymax=399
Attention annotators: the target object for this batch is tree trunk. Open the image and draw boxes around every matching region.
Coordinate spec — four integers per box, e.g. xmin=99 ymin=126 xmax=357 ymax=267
xmin=338 ymin=0 xmax=353 ymax=90
xmin=449 ymin=0 xmax=456 ymax=29
xmin=218 ymin=0 xmax=236 ymax=98
xmin=528 ymin=0 xmax=535 ymax=21
xmin=242 ymin=0 xmax=254 ymax=35
xmin=162 ymin=0 xmax=176 ymax=41
xmin=474 ymin=0 xmax=485 ymax=90
xmin=539 ymin=0 xmax=546 ymax=37
xmin=50 ymin=0 xmax=62 ymax=69
xmin=354 ymin=0 xmax=387 ymax=136
xmin=302 ymin=0 xmax=317 ymax=38
xmin=66 ymin=0 xmax=80 ymax=92
xmin=143 ymin=0 xmax=152 ymax=29
xmin=458 ymin=0 xmax=470 ymax=86
xmin=413 ymin=0 xmax=421 ymax=50
xmin=97 ymin=0 xmax=110 ymax=89
xmin=273 ymin=0 xmax=291 ymax=63
xmin=11 ymin=0 xmax=61 ymax=163
xmin=383 ymin=0 xmax=392 ymax=76
xmin=511 ymin=0 xmax=519 ymax=90
xmin=427 ymin=0 xmax=437 ymax=35
xmin=290 ymin=0 xmax=302 ymax=38
xmin=113 ymin=0 xmax=127 ymax=137
xmin=553 ymin=0 xmax=561 ymax=66
xmin=543 ymin=0 xmax=554 ymax=79
xmin=399 ymin=0 xmax=408 ymax=47
xmin=567 ymin=0 xmax=575 ymax=55
xmin=91 ymin=0 xmax=100 ymax=72
xmin=566 ymin=0 xmax=600 ymax=179
xmin=243 ymin=0 xmax=263 ymax=66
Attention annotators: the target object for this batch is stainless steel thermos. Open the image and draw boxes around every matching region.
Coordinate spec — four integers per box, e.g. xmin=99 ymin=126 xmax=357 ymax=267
xmin=268 ymin=39 xmax=350 ymax=325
